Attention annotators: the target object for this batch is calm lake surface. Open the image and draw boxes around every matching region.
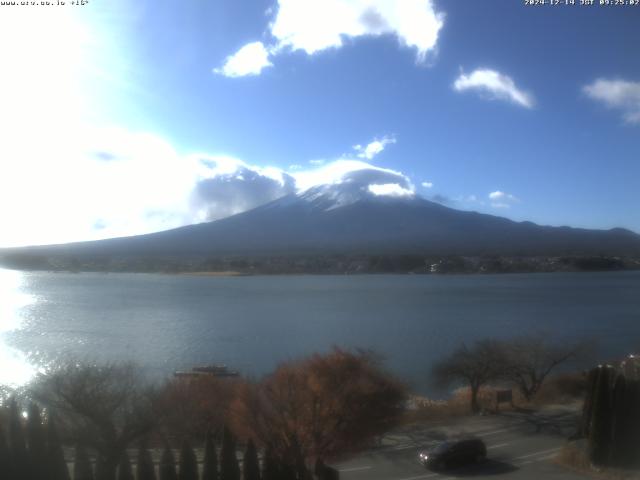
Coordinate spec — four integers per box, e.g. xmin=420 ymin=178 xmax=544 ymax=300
xmin=1 ymin=269 xmax=639 ymax=394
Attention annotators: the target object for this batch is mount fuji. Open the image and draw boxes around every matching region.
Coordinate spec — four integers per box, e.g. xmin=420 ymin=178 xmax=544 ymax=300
xmin=3 ymin=170 xmax=640 ymax=267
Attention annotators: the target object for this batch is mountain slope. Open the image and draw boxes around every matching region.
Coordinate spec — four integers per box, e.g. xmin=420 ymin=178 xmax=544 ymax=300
xmin=4 ymin=183 xmax=640 ymax=261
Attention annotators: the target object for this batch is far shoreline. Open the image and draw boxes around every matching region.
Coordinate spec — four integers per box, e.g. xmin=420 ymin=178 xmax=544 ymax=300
xmin=3 ymin=268 xmax=640 ymax=278
xmin=1 ymin=253 xmax=639 ymax=276
xmin=178 ymin=271 xmax=247 ymax=277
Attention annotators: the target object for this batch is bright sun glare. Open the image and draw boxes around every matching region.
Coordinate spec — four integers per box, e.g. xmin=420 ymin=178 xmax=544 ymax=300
xmin=0 ymin=6 xmax=90 ymax=135
xmin=0 ymin=6 xmax=99 ymax=247
xmin=0 ymin=269 xmax=37 ymax=386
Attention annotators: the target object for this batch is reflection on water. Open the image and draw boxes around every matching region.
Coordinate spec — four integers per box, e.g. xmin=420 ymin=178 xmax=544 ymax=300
xmin=1 ymin=269 xmax=639 ymax=395
xmin=0 ymin=268 xmax=37 ymax=386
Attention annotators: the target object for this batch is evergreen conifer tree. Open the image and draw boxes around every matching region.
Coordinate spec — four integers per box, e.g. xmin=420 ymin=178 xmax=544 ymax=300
xmin=27 ymin=404 xmax=47 ymax=479
xmin=278 ymin=461 xmax=296 ymax=480
xmin=202 ymin=430 xmax=218 ymax=480
xmin=588 ymin=365 xmax=614 ymax=465
xmin=9 ymin=398 xmax=29 ymax=480
xmin=96 ymin=453 xmax=127 ymax=480
xmin=260 ymin=449 xmax=278 ymax=480
xmin=159 ymin=445 xmax=178 ymax=480
xmin=73 ymin=444 xmax=94 ymax=480
xmin=178 ymin=439 xmax=198 ymax=480
xmin=627 ymin=380 xmax=640 ymax=467
xmin=242 ymin=440 xmax=260 ymax=480
xmin=94 ymin=456 xmax=111 ymax=480
xmin=581 ymin=367 xmax=600 ymax=437
xmin=117 ymin=451 xmax=134 ymax=480
xmin=610 ymin=374 xmax=628 ymax=466
xmin=220 ymin=426 xmax=240 ymax=480
xmin=46 ymin=415 xmax=71 ymax=480
xmin=0 ymin=423 xmax=16 ymax=480
xmin=314 ymin=458 xmax=325 ymax=478
xmin=136 ymin=440 xmax=156 ymax=480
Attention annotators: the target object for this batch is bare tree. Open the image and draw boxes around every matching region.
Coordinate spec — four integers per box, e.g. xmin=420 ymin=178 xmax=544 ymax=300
xmin=432 ymin=339 xmax=507 ymax=413
xmin=232 ymin=348 xmax=406 ymax=476
xmin=32 ymin=362 xmax=161 ymax=480
xmin=501 ymin=334 xmax=593 ymax=401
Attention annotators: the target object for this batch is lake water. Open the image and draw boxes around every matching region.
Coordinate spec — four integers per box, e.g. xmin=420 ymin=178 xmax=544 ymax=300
xmin=1 ymin=269 xmax=639 ymax=394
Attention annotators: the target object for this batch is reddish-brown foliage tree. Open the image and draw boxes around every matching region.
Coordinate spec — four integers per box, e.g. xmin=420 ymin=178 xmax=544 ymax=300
xmin=156 ymin=376 xmax=237 ymax=441
xmin=232 ymin=348 xmax=406 ymax=473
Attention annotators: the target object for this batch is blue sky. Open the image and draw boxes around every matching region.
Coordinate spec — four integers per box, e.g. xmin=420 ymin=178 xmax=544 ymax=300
xmin=0 ymin=0 xmax=639 ymax=247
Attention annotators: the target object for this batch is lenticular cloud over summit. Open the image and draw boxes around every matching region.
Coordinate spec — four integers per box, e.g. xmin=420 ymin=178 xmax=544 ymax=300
xmin=292 ymin=159 xmax=413 ymax=191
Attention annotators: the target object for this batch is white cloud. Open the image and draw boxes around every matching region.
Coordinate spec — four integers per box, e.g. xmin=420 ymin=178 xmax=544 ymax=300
xmin=292 ymin=159 xmax=410 ymax=191
xmin=368 ymin=183 xmax=414 ymax=197
xmin=215 ymin=0 xmax=445 ymax=76
xmin=0 ymin=127 xmax=421 ymax=247
xmin=453 ymin=69 xmax=534 ymax=109
xmin=0 ymin=126 xmax=299 ymax=247
xmin=583 ymin=78 xmax=640 ymax=124
xmin=421 ymin=181 xmax=433 ymax=188
xmin=353 ymin=135 xmax=396 ymax=159
xmin=191 ymin=155 xmax=296 ymax=221
xmin=271 ymin=0 xmax=444 ymax=60
xmin=309 ymin=159 xmax=325 ymax=165
xmin=214 ymin=41 xmax=273 ymax=78
xmin=0 ymin=127 xmax=197 ymax=247
xmin=449 ymin=194 xmax=483 ymax=206
xmin=488 ymin=190 xmax=516 ymax=201
xmin=297 ymin=165 xmax=415 ymax=209
xmin=488 ymin=190 xmax=519 ymax=209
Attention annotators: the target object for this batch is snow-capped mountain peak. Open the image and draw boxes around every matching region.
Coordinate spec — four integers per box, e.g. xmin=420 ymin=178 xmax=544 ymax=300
xmin=295 ymin=165 xmax=416 ymax=211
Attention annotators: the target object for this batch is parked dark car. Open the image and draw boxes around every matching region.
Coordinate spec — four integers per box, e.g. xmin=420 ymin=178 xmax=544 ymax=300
xmin=419 ymin=438 xmax=487 ymax=470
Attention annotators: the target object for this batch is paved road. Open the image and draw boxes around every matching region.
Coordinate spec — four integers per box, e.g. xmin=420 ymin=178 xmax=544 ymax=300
xmin=335 ymin=405 xmax=588 ymax=480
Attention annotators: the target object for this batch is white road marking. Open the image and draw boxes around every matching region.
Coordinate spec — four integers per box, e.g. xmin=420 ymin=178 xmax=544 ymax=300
xmin=512 ymin=446 xmax=562 ymax=460
xmin=487 ymin=442 xmax=509 ymax=449
xmin=514 ymin=453 xmax=557 ymax=467
xmin=476 ymin=428 xmax=513 ymax=437
xmin=395 ymin=472 xmax=440 ymax=480
xmin=338 ymin=466 xmax=372 ymax=473
xmin=388 ymin=444 xmax=419 ymax=451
